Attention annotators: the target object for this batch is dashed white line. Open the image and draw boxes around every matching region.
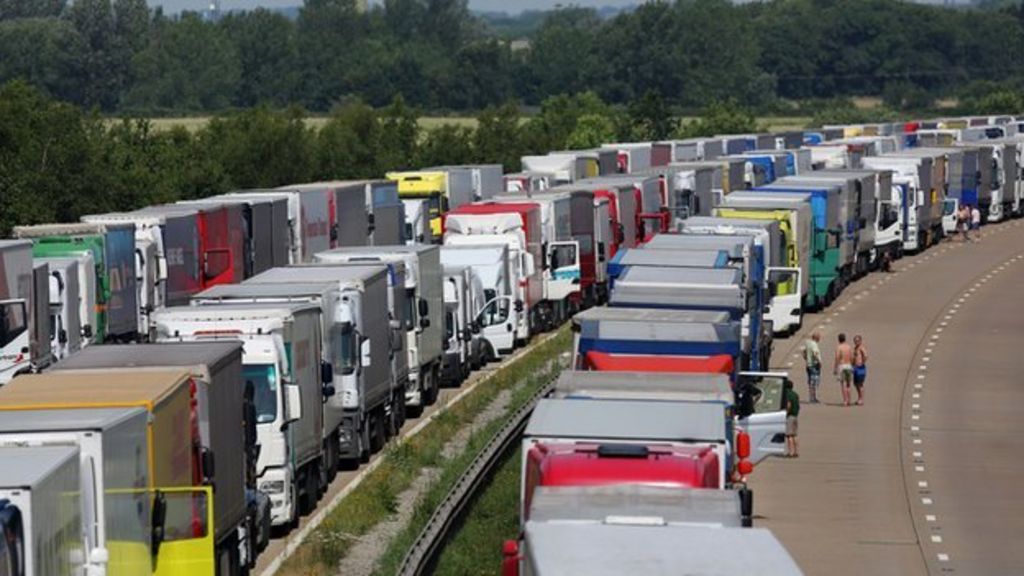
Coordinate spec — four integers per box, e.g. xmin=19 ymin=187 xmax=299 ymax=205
xmin=912 ymin=414 xmax=921 ymax=420
xmin=918 ymin=481 xmax=928 ymax=488
xmin=913 ymin=438 xmax=923 ymax=444
xmin=915 ymin=465 xmax=926 ymax=472
xmin=937 ymin=553 xmax=950 ymax=562
xmin=922 ymin=498 xmax=933 ymax=505
xmin=912 ymin=404 xmax=921 ymax=409
xmin=911 ymin=425 xmax=920 ymax=431
xmin=912 ymin=393 xmax=920 ymax=399
xmin=913 ymin=451 xmax=923 ymax=458
xmin=926 ymin=515 xmax=937 ymax=522
xmin=931 ymin=535 xmax=944 ymax=543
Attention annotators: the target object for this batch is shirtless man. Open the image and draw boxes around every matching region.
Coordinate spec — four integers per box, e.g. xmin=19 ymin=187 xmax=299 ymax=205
xmin=834 ymin=333 xmax=854 ymax=407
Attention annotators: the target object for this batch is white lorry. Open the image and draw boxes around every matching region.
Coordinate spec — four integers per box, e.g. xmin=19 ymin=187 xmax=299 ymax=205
xmin=36 ymin=257 xmax=82 ymax=361
xmin=0 ymin=241 xmax=50 ymax=385
xmin=440 ymin=244 xmax=518 ymax=356
xmin=402 ymin=199 xmax=433 ymax=245
xmin=314 ymin=246 xmax=443 ymax=413
xmin=151 ymin=303 xmax=326 ymax=529
xmin=440 ymin=263 xmax=487 ymax=387
xmin=0 ymin=409 xmax=151 ymax=576
xmin=0 ymin=446 xmax=83 ymax=576
xmin=199 ymin=264 xmax=396 ymax=465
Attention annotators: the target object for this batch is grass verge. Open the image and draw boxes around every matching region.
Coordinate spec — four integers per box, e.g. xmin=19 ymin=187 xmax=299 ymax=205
xmin=432 ymin=446 xmax=521 ymax=575
xmin=279 ymin=327 xmax=570 ymax=575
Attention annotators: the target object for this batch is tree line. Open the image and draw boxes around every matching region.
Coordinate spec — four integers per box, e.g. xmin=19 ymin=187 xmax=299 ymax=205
xmin=1 ymin=0 xmax=1023 ymax=114
xmin=0 ymin=80 xmax=759 ymax=236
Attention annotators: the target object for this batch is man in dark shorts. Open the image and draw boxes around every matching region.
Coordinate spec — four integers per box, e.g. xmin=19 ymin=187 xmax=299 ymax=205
xmin=784 ymin=379 xmax=800 ymax=457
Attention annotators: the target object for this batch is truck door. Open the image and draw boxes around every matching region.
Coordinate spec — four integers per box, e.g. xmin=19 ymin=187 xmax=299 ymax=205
xmin=735 ymin=372 xmax=787 ymax=465
xmin=0 ymin=501 xmax=23 ymax=576
xmin=477 ymin=296 xmax=515 ymax=356
xmin=942 ymin=198 xmax=958 ymax=236
xmin=152 ymin=486 xmax=217 ymax=576
xmin=765 ymin=267 xmax=802 ymax=335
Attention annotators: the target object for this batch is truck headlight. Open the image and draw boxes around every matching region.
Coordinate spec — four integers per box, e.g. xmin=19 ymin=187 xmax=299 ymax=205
xmin=260 ymin=480 xmax=285 ymax=494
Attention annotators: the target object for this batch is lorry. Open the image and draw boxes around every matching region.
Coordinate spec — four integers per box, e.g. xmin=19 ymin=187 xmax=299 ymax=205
xmin=285 ymin=182 xmax=374 ymax=248
xmin=440 ymin=264 xmax=486 ymax=385
xmin=569 ymin=175 xmax=664 ymax=245
xmin=365 ymin=180 xmax=406 ymax=246
xmin=0 ymin=446 xmax=83 ymax=576
xmin=314 ymin=245 xmax=443 ymax=412
xmin=178 ymin=193 xmax=292 ymax=277
xmin=0 ymin=241 xmax=50 ymax=384
xmin=494 ymin=190 xmax=600 ymax=314
xmin=14 ymin=223 xmax=139 ymax=344
xmin=570 ymin=306 xmax=747 ymax=373
xmin=985 ymin=139 xmax=1021 ymax=222
xmin=387 ymin=170 xmax=475 ymax=239
xmin=402 ymin=199 xmax=433 ymax=245
xmin=231 ymin=187 xmax=332 ymax=264
xmin=522 ymin=398 xmax=732 ymax=516
xmin=443 ymin=203 xmax=543 ymax=339
xmin=677 ymin=216 xmax=804 ymax=335
xmin=52 ymin=342 xmax=258 ymax=571
xmin=151 ymin=303 xmax=326 ymax=530
xmin=197 ymin=266 xmax=395 ymax=465
xmin=511 ymin=518 xmax=802 ymax=576
xmin=552 ymin=370 xmax=787 ymax=466
xmin=862 ymin=151 xmax=945 ymax=250
xmin=0 ymin=370 xmax=217 ymax=573
xmin=428 ymin=165 xmax=503 ymax=202
xmin=440 ymin=244 xmax=517 ymax=357
xmin=0 ymin=408 xmax=152 ymax=576
xmin=602 ymin=143 xmax=653 ymax=173
xmin=36 ymin=257 xmax=82 ymax=361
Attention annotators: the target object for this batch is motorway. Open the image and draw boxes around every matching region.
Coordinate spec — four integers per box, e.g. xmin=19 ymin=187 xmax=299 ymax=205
xmin=756 ymin=218 xmax=1024 ymax=575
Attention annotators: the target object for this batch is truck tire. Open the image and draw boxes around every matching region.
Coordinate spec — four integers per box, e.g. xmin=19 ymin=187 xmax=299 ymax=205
xmin=371 ymin=407 xmax=386 ymax=453
xmin=423 ymin=368 xmax=439 ymax=406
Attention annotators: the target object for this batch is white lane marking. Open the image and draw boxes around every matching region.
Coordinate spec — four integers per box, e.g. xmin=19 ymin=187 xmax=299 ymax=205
xmin=922 ymin=357 xmax=930 ymax=362
xmin=911 ymin=425 xmax=920 ymax=432
xmin=936 ymin=327 xmax=943 ymax=333
xmin=939 ymin=321 xmax=947 ymax=327
xmin=926 ymin=515 xmax=937 ymax=522
xmin=786 ymin=361 xmax=794 ymax=367
xmin=938 ymin=553 xmax=950 ymax=562
xmin=912 ymin=414 xmax=920 ymax=420
xmin=915 ymin=384 xmax=923 ymax=390
xmin=919 ymin=364 xmax=928 ymax=370
xmin=913 ymin=451 xmax=923 ymax=458
xmin=912 ymin=404 xmax=921 ymax=409
xmin=915 ymin=465 xmax=926 ymax=472
xmin=918 ymin=374 xmax=926 ymax=379
xmin=913 ymin=393 xmax=920 ymax=399
xmin=913 ymin=438 xmax=922 ymax=444
xmin=919 ymin=481 xmax=928 ymax=488
xmin=932 ymin=535 xmax=943 ymax=543
xmin=922 ymin=498 xmax=933 ymax=505
xmin=925 ymin=348 xmax=933 ymax=354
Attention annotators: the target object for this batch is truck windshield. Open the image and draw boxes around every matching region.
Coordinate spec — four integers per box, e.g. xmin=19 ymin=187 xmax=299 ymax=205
xmin=0 ymin=302 xmax=27 ymax=348
xmin=549 ymin=245 xmax=577 ymax=270
xmin=943 ymin=200 xmax=956 ymax=216
xmin=244 ymin=364 xmax=279 ymax=423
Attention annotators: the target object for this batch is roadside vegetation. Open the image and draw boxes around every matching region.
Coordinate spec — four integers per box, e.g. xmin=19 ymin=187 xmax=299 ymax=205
xmin=279 ymin=328 xmax=570 ymax=575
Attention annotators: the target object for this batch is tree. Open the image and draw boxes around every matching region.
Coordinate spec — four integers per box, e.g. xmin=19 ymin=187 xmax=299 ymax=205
xmin=318 ymin=100 xmax=382 ymax=179
xmin=201 ymin=106 xmax=316 ymax=188
xmin=565 ymin=113 xmax=618 ymax=150
xmin=414 ymin=124 xmax=474 ymax=167
xmin=377 ymin=95 xmax=420 ymax=172
xmin=677 ymin=100 xmax=761 ymax=138
xmin=220 ymin=9 xmax=298 ymax=107
xmin=0 ymin=18 xmax=85 ymax=104
xmin=627 ymin=89 xmax=674 ymax=141
xmin=0 ymin=0 xmax=65 ymax=20
xmin=473 ymin=101 xmax=522 ymax=170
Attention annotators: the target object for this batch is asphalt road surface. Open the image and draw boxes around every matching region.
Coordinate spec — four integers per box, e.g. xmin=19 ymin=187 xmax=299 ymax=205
xmin=755 ymin=218 xmax=1024 ymax=576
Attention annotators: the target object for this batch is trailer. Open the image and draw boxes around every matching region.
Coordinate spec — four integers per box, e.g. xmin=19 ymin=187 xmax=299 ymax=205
xmin=314 ymin=246 xmax=443 ymax=411
xmin=520 ymin=154 xmax=589 ymax=185
xmin=53 ymin=342 xmax=255 ymax=570
xmin=0 ymin=241 xmax=50 ymax=384
xmin=178 ymin=193 xmax=292 ymax=276
xmin=387 ymin=170 xmax=475 ymax=239
xmin=0 ymin=446 xmax=82 ymax=576
xmin=14 ymin=223 xmax=139 ymax=343
xmin=366 ymin=180 xmax=406 ymax=246
xmin=428 ymin=165 xmax=503 ymax=202
xmin=601 ymin=143 xmax=653 ymax=173
xmin=862 ymin=151 xmax=945 ymax=250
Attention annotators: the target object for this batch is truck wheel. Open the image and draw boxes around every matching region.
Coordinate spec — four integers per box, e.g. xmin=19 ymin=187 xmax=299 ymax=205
xmin=371 ymin=408 xmax=386 ymax=453
xmin=423 ymin=370 xmax=439 ymax=405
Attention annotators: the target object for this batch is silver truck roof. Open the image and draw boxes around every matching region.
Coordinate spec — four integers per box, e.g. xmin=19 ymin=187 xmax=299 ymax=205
xmin=610 ymin=286 xmax=746 ymax=310
xmin=524 ymin=522 xmax=802 ymax=575
xmin=0 ymin=407 xmax=145 ymax=433
xmin=153 ymin=302 xmax=319 ymax=319
xmin=572 ymin=307 xmax=731 ymax=325
xmin=0 ymin=445 xmax=79 ymax=488
xmin=553 ymin=371 xmax=733 ymax=403
xmin=618 ymin=266 xmax=742 ymax=286
xmin=528 ymin=485 xmax=741 ymax=527
xmin=54 ymin=342 xmax=241 ymax=371
xmin=525 ymin=398 xmax=726 ymax=443
xmin=196 ymin=282 xmax=338 ymax=300
xmin=613 ymin=249 xmax=730 ymax=268
xmin=576 ymin=317 xmax=740 ymax=344
xmin=682 ymin=216 xmax=777 ymax=229
xmin=644 ymin=233 xmax=752 ymax=252
xmin=316 ymin=244 xmax=438 ymax=257
xmin=252 ymin=264 xmax=389 ymax=284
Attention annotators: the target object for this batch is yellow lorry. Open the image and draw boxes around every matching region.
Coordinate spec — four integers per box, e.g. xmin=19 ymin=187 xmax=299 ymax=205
xmin=388 ymin=169 xmax=476 ymax=237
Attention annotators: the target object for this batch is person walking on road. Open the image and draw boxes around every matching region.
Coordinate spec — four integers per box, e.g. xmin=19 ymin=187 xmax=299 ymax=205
xmin=803 ymin=331 xmax=822 ymax=403
xmin=971 ymin=205 xmax=981 ymax=241
xmin=784 ymin=379 xmax=800 ymax=457
xmin=958 ymin=204 xmax=970 ymax=242
xmin=853 ymin=334 xmax=868 ymax=406
xmin=834 ymin=333 xmax=854 ymax=407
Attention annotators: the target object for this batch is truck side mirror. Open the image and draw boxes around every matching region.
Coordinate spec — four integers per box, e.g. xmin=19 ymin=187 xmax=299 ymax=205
xmin=322 ymin=384 xmax=336 ymax=399
xmin=514 ymin=299 xmax=524 ymax=313
xmin=285 ymin=384 xmax=302 ymax=425
xmin=462 ymin=329 xmax=473 ymax=342
xmin=418 ymin=298 xmax=429 ymax=318
xmin=420 ymin=317 xmax=430 ymax=329
xmin=321 ymin=360 xmax=334 ymax=385
xmin=83 ymin=324 xmax=93 ymax=339
xmin=58 ymin=328 xmax=68 ymax=344
xmin=201 ymin=449 xmax=215 ymax=481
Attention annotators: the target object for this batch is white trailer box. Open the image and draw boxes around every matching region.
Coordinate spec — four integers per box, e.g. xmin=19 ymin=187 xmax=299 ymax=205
xmin=0 ymin=446 xmax=83 ymax=576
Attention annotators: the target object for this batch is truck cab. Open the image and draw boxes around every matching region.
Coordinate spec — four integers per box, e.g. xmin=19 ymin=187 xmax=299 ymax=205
xmin=37 ymin=257 xmax=81 ymax=361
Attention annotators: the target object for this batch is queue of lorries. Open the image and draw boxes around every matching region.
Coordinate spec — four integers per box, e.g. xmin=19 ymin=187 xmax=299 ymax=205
xmin=0 ymin=114 xmax=1022 ymax=576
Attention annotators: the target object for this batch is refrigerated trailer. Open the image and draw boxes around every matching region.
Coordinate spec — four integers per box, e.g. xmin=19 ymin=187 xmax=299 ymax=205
xmin=14 ymin=223 xmax=139 ymax=344
xmin=36 ymin=257 xmax=81 ymax=361
xmin=178 ymin=193 xmax=292 ymax=277
xmin=388 ymin=170 xmax=475 ymax=239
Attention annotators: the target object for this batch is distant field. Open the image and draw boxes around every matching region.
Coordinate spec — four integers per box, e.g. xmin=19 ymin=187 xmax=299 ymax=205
xmin=127 ymin=115 xmax=811 ymax=133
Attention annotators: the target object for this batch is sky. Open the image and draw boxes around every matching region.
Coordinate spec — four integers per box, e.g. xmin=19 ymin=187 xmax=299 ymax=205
xmin=154 ymin=0 xmax=634 ymax=14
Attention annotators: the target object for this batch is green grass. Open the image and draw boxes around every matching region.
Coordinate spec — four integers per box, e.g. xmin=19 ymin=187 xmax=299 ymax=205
xmin=432 ymin=446 xmax=522 ymax=575
xmin=279 ymin=328 xmax=570 ymax=576
xmin=371 ymin=338 xmax=568 ymax=575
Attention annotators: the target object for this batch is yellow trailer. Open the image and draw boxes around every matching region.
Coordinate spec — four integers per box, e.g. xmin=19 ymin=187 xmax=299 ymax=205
xmin=388 ymin=170 xmax=474 ymax=237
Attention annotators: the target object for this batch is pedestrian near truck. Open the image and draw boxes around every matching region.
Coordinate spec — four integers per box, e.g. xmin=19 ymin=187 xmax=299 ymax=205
xmin=783 ymin=379 xmax=799 ymax=458
xmin=834 ymin=333 xmax=854 ymax=407
xmin=802 ymin=331 xmax=822 ymax=404
xmin=853 ymin=335 xmax=868 ymax=406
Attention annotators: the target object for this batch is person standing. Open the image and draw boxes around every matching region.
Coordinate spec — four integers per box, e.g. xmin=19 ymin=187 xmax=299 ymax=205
xmin=784 ymin=379 xmax=800 ymax=457
xmin=971 ymin=205 xmax=981 ymax=240
xmin=853 ymin=334 xmax=868 ymax=406
xmin=834 ymin=333 xmax=854 ymax=407
xmin=803 ymin=331 xmax=822 ymax=403
xmin=958 ymin=204 xmax=970 ymax=242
